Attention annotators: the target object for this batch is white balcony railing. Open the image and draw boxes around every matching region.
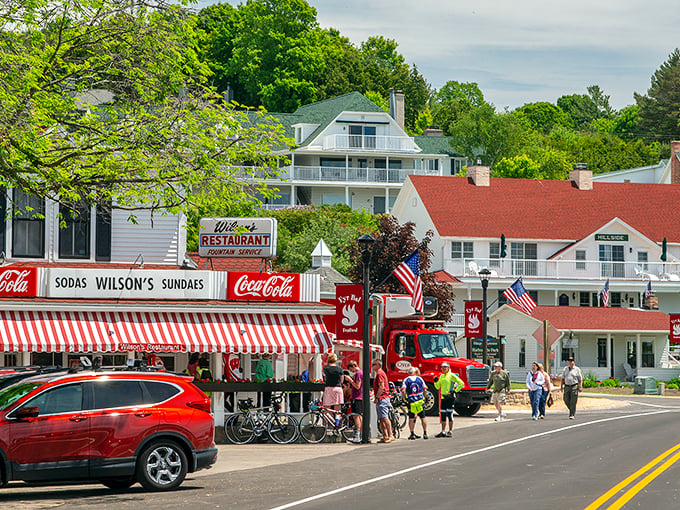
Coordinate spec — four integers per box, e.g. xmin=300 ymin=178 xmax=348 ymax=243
xmin=445 ymin=258 xmax=680 ymax=281
xmin=323 ymin=134 xmax=419 ymax=152
xmin=280 ymin=166 xmax=440 ymax=184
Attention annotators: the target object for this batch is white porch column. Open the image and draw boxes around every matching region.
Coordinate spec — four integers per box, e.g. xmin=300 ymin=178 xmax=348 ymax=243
xmin=636 ymin=334 xmax=641 ymax=370
xmin=385 ymin=188 xmax=390 ymax=213
xmin=345 ymin=186 xmax=350 ymax=207
xmin=554 ymin=289 xmax=558 ymax=305
xmin=607 ymin=333 xmax=612 ymax=375
xmin=212 ymin=353 xmax=224 ymax=427
xmin=290 ymin=184 xmax=295 ymax=206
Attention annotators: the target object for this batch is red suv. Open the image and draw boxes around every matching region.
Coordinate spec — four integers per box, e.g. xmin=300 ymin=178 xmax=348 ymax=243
xmin=0 ymin=370 xmax=217 ymax=491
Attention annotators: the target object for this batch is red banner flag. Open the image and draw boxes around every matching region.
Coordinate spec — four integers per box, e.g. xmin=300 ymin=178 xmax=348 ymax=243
xmin=465 ymin=300 xmax=483 ymax=338
xmin=670 ymin=314 xmax=680 ymax=343
xmin=335 ymin=284 xmax=363 ymax=341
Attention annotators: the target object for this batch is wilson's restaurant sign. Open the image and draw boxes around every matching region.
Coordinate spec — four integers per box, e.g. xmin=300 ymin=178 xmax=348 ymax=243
xmin=198 ymin=217 xmax=277 ymax=258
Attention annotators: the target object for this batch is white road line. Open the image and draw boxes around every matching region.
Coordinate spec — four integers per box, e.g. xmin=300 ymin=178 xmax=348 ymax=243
xmin=624 ymin=400 xmax=680 ymax=408
xmin=269 ymin=409 xmax=675 ymax=510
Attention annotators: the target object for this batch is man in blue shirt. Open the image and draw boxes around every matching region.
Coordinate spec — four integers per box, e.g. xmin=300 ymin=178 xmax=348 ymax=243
xmin=402 ymin=367 xmax=428 ymax=440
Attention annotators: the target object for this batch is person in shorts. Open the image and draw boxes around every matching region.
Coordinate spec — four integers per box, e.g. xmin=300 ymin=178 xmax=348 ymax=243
xmin=487 ymin=361 xmax=511 ymax=421
xmin=346 ymin=360 xmax=363 ymax=440
xmin=433 ymin=361 xmax=463 ymax=437
xmin=372 ymin=359 xmax=394 ymax=443
xmin=402 ymin=367 xmax=428 ymax=440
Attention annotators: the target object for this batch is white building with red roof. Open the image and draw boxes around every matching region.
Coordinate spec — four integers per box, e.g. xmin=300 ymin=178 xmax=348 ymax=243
xmin=391 ymin=166 xmax=680 ymax=380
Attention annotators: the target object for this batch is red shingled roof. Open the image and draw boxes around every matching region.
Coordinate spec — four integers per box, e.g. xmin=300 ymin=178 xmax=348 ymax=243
xmin=187 ymin=253 xmax=262 ymax=272
xmin=432 ymin=270 xmax=461 ymax=284
xmin=409 ymin=175 xmax=680 ymax=243
xmin=508 ymin=305 xmax=669 ymax=332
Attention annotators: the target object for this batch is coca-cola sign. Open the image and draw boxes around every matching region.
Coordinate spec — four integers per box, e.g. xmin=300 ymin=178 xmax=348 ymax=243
xmin=227 ymin=272 xmax=301 ymax=301
xmin=0 ymin=267 xmax=38 ymax=297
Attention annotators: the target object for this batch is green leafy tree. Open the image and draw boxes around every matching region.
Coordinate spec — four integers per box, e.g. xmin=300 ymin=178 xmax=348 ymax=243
xmin=451 ymin=104 xmax=529 ymax=166
xmin=364 ymin=91 xmax=389 ymax=113
xmin=430 ymin=81 xmax=487 ymax=135
xmin=492 ymin=155 xmax=541 ymax=178
xmin=346 ymin=216 xmax=455 ymax=321
xmin=635 ymin=49 xmax=680 ymax=138
xmin=557 ymin=85 xmax=614 ymax=130
xmin=0 ymin=0 xmax=289 ymax=216
xmin=515 ymin=101 xmax=572 ymax=133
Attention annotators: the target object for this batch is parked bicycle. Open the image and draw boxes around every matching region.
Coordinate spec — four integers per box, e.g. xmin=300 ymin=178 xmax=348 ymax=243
xmin=389 ymin=389 xmax=409 ymax=432
xmin=226 ymin=393 xmax=299 ymax=445
xmin=298 ymin=401 xmax=362 ymax=444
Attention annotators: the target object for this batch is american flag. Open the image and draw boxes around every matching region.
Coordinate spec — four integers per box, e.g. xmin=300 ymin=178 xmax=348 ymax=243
xmin=392 ymin=250 xmax=424 ymax=312
xmin=602 ymin=279 xmax=610 ymax=307
xmin=644 ymin=281 xmax=652 ymax=299
xmin=503 ymin=279 xmax=537 ymax=315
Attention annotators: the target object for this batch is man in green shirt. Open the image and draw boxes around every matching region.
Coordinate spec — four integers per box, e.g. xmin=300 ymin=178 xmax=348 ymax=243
xmin=433 ymin=362 xmax=463 ymax=437
xmin=487 ymin=361 xmax=511 ymax=421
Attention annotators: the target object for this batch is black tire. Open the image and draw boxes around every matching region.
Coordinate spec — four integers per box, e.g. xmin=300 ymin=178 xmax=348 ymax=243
xmin=267 ymin=413 xmax=299 ymax=444
xmin=395 ymin=406 xmax=409 ymax=430
xmin=341 ymin=413 xmax=362 ymax=443
xmin=298 ymin=411 xmax=327 ymax=443
xmin=136 ymin=440 xmax=187 ymax=491
xmin=100 ymin=478 xmax=135 ymax=490
xmin=454 ymin=403 xmax=481 ymax=417
xmin=425 ymin=383 xmax=439 ymax=416
xmin=229 ymin=414 xmax=256 ymax=444
xmin=223 ymin=413 xmax=239 ymax=443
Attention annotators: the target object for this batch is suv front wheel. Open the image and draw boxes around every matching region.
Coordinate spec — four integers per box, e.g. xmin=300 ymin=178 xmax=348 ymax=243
xmin=137 ymin=440 xmax=188 ymax=491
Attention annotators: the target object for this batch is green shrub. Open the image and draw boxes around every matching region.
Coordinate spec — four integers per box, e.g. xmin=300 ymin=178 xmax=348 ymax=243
xmin=601 ymin=377 xmax=620 ymax=387
xmin=667 ymin=377 xmax=680 ymax=386
xmin=667 ymin=383 xmax=679 ymax=390
xmin=583 ymin=371 xmax=599 ymax=388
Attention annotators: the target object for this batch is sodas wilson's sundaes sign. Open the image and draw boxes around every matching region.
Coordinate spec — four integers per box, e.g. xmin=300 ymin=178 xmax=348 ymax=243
xmin=198 ymin=217 xmax=277 ymax=258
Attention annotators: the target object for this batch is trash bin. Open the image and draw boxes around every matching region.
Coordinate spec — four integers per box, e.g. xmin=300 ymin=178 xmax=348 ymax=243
xmin=634 ymin=376 xmax=657 ymax=395
xmin=658 ymin=382 xmax=666 ymax=396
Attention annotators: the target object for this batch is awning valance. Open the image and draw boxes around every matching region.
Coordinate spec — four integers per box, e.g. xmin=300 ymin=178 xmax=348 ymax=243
xmin=0 ymin=310 xmax=333 ymax=354
xmin=333 ymin=337 xmax=385 ymax=355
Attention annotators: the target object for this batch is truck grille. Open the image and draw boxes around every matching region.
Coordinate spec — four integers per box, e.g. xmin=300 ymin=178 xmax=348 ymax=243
xmin=467 ymin=366 xmax=490 ymax=388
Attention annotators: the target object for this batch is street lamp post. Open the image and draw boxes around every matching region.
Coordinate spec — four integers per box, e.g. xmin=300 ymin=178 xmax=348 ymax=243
xmin=479 ymin=267 xmax=491 ymax=367
xmin=358 ymin=234 xmax=375 ymax=444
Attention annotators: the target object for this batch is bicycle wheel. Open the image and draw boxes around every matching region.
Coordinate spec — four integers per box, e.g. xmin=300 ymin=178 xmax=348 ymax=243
xmin=223 ymin=413 xmax=240 ymax=444
xmin=268 ymin=413 xmax=299 ymax=444
xmin=229 ymin=413 xmax=256 ymax=444
xmin=396 ymin=406 xmax=409 ymax=430
xmin=340 ymin=413 xmax=362 ymax=443
xmin=298 ymin=411 xmax=327 ymax=443
xmin=389 ymin=409 xmax=401 ymax=439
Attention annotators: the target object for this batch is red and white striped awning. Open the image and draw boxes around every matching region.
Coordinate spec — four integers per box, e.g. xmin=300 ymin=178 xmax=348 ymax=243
xmin=0 ymin=310 xmax=333 ymax=354
xmin=333 ymin=338 xmax=384 ymax=355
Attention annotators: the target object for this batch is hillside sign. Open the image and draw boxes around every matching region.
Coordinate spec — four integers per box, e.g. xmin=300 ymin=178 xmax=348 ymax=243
xmin=198 ymin=217 xmax=277 ymax=258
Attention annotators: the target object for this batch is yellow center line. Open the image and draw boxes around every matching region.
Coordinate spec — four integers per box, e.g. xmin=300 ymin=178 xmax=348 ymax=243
xmin=584 ymin=441 xmax=680 ymax=510
xmin=606 ymin=449 xmax=680 ymax=510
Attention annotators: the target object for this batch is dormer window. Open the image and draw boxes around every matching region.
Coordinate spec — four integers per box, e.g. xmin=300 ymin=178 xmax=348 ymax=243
xmin=295 ymin=126 xmax=302 ymax=144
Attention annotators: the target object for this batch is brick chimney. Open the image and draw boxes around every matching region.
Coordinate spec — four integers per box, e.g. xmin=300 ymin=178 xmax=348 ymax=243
xmin=422 ymin=128 xmax=444 ymax=137
xmin=671 ymin=140 xmax=680 ymax=184
xmin=468 ymin=164 xmax=490 ymax=187
xmin=389 ymin=88 xmax=405 ymax=130
xmin=570 ymin=164 xmax=593 ymax=190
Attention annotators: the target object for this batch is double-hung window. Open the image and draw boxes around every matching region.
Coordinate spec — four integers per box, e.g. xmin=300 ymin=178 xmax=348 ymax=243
xmin=511 ymin=242 xmax=537 ymax=276
xmin=600 ymin=244 xmax=624 ymax=278
xmin=59 ymin=202 xmax=91 ymax=259
xmin=12 ymin=189 xmax=45 ymax=258
xmin=451 ymin=241 xmax=473 ymax=260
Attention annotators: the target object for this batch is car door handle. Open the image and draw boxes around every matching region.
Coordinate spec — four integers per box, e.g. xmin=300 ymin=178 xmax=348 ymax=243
xmin=135 ymin=411 xmax=153 ymax=417
xmin=69 ymin=415 xmax=87 ymax=422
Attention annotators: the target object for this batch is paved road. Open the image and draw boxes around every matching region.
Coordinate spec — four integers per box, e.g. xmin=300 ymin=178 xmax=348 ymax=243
xmin=4 ymin=396 xmax=680 ymax=510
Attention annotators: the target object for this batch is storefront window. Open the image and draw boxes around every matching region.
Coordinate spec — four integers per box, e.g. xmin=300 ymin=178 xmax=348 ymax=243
xmin=641 ymin=341 xmax=654 ymax=368
xmin=597 ymin=338 xmax=607 ymax=367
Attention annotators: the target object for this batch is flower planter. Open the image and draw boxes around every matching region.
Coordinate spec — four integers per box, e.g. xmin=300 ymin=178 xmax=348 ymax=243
xmin=194 ymin=382 xmax=325 ymax=393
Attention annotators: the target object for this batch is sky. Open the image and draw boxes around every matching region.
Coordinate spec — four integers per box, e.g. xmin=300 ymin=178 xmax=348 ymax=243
xmin=187 ymin=0 xmax=680 ymax=111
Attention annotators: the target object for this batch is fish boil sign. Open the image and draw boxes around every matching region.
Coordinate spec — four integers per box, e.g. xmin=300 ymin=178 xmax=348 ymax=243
xmin=199 ymin=217 xmax=277 ymax=258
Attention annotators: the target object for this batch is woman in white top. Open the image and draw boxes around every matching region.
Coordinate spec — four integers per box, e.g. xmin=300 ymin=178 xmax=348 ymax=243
xmin=526 ymin=362 xmax=545 ymax=420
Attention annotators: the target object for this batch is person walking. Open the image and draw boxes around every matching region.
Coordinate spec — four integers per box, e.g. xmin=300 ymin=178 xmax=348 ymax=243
xmin=433 ymin=361 xmax=463 ymax=437
xmin=537 ymin=362 xmax=552 ymax=419
xmin=402 ymin=367 xmax=428 ymax=440
xmin=561 ymin=356 xmax=583 ymax=419
xmin=487 ymin=361 xmax=511 ymax=421
xmin=321 ymin=353 xmax=344 ymax=412
xmin=526 ymin=362 xmax=545 ymax=420
xmin=346 ymin=360 xmax=363 ymax=442
xmin=372 ymin=359 xmax=394 ymax=443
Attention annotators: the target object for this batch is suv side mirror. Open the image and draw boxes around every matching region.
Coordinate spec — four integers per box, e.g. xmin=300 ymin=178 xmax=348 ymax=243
xmin=15 ymin=406 xmax=39 ymax=419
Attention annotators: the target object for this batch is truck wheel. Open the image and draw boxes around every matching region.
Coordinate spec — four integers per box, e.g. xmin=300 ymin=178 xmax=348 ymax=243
xmin=424 ymin=383 xmax=439 ymax=416
xmin=454 ymin=403 xmax=481 ymax=417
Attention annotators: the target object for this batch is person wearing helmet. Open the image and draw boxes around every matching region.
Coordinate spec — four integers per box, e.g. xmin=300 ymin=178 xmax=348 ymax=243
xmin=433 ymin=362 xmax=463 ymax=437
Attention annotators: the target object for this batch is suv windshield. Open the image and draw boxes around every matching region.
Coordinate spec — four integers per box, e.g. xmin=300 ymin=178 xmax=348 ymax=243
xmin=0 ymin=382 xmax=43 ymax=411
xmin=418 ymin=333 xmax=458 ymax=359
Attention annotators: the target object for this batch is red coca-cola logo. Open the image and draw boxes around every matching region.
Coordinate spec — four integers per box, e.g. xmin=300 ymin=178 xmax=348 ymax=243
xmin=227 ymin=272 xmax=301 ymax=301
xmin=0 ymin=267 xmax=38 ymax=297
